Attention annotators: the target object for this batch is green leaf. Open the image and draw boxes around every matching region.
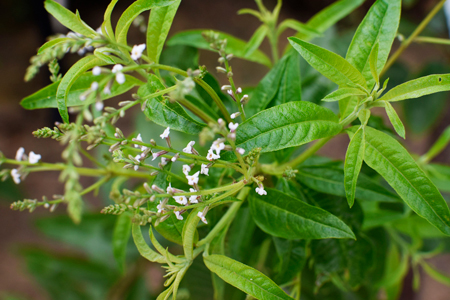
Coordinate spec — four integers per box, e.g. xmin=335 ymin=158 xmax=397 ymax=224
xmin=112 ymin=212 xmax=132 ymax=273
xmin=139 ymin=75 xmax=206 ymax=134
xmin=272 ymin=238 xmax=306 ymax=284
xmin=378 ymin=243 xmax=408 ymax=299
xmin=236 ymin=101 xmax=342 ymax=153
xmin=131 ymin=223 xmax=166 ymax=263
xmin=421 ymin=261 xmax=450 ymax=287
xmin=93 ymin=48 xmax=116 ymax=64
xmin=167 ymin=30 xmax=272 ymax=68
xmin=392 ymin=215 xmax=448 ymax=238
xmin=345 ymin=0 xmax=401 ymax=88
xmin=204 ymin=254 xmax=293 ymax=300
xmin=244 ymin=25 xmax=268 ymax=57
xmin=357 ymin=126 xmax=450 ymax=235
xmin=277 ymin=19 xmax=321 ymax=38
xmin=38 ymin=38 xmax=71 ymax=55
xmin=422 ymin=125 xmax=450 ymax=162
xmin=182 ymin=208 xmax=201 ymax=261
xmin=56 ymin=56 xmax=106 ymax=123
xmin=384 ymin=101 xmax=406 ymax=138
xmin=369 ymin=43 xmax=380 ymax=87
xmin=249 ymin=188 xmax=355 ymax=239
xmin=44 ymin=0 xmax=97 ymax=38
xmin=296 ymin=167 xmax=400 ymax=203
xmin=103 ymin=0 xmax=119 ymax=40
xmin=289 ymin=37 xmax=367 ymax=88
xmin=322 ymin=87 xmax=366 ymax=102
xmin=115 ymin=0 xmax=176 ymax=44
xmin=379 ymin=74 xmax=450 ymax=102
xmin=344 ymin=127 xmax=365 ymax=207
xmin=245 ymin=52 xmax=300 ymax=116
xmin=21 ymin=74 xmax=143 ymax=110
xmin=147 ymin=0 xmax=181 ymax=64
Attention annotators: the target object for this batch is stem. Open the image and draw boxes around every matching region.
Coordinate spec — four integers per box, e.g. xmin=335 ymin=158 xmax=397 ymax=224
xmin=414 ymin=36 xmax=450 ymax=46
xmin=380 ymin=0 xmax=446 ymax=77
xmin=153 ymin=181 xmax=245 ymax=199
xmin=80 ymin=176 xmax=111 ymax=196
xmin=177 ymin=98 xmax=216 ymax=124
xmin=223 ymin=59 xmax=247 ymax=122
xmin=196 ymin=187 xmax=250 ymax=247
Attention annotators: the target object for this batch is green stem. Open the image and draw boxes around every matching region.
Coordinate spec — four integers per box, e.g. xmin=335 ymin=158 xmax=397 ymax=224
xmin=80 ymin=176 xmax=111 ymax=196
xmin=380 ymin=0 xmax=447 ymax=77
xmin=177 ymin=98 xmax=216 ymax=124
xmin=196 ymin=187 xmax=250 ymax=247
xmin=223 ymin=59 xmax=247 ymax=121
xmin=155 ymin=181 xmax=245 ymax=199
xmin=414 ymin=36 xmax=450 ymax=46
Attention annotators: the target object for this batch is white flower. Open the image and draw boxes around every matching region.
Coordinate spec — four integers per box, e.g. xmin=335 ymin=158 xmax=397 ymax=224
xmin=91 ymin=81 xmax=99 ymax=91
xmin=28 ymin=151 xmax=41 ymax=164
xmin=183 ymin=164 xmax=191 ymax=176
xmin=230 ymin=112 xmax=240 ymax=119
xmin=135 ymin=154 xmax=141 ymax=162
xmin=221 ymin=85 xmax=231 ymax=91
xmin=189 ymin=188 xmax=199 ymax=203
xmin=11 ymin=169 xmax=21 ymax=184
xmin=227 ymin=90 xmax=233 ymax=96
xmin=112 ymin=64 xmax=123 ymax=73
xmin=157 ymin=201 xmax=164 ymax=214
xmin=197 ymin=211 xmax=208 ymax=224
xmin=115 ymin=72 xmax=125 ymax=84
xmin=183 ymin=141 xmax=195 ymax=154
xmin=201 ymin=164 xmax=209 ymax=176
xmin=228 ymin=122 xmax=239 ymax=132
xmin=236 ymin=87 xmax=242 ymax=93
xmin=134 ymin=134 xmax=143 ymax=148
xmin=167 ymin=183 xmax=174 ymax=194
xmin=92 ymin=66 xmax=101 ymax=76
xmin=186 ymin=171 xmax=200 ymax=186
xmin=160 ymin=127 xmax=170 ymax=139
xmin=174 ymin=195 xmax=188 ymax=205
xmin=206 ymin=149 xmax=220 ymax=161
xmin=255 ymin=186 xmax=267 ymax=196
xmin=217 ymin=118 xmax=225 ymax=126
xmin=131 ymin=43 xmax=146 ymax=60
xmin=174 ymin=210 xmax=183 ymax=220
xmin=95 ymin=101 xmax=104 ymax=111
xmin=134 ymin=165 xmax=139 ymax=171
xmin=211 ymin=140 xmax=225 ymax=154
xmin=15 ymin=147 xmax=25 ymax=161
xmin=237 ymin=148 xmax=245 ymax=155
xmin=103 ymin=86 xmax=111 ymax=95
xmin=152 ymin=153 xmax=159 ymax=161
xmin=161 ymin=157 xmax=168 ymax=166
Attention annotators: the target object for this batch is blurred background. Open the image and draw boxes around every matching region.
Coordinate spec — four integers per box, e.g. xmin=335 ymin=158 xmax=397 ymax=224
xmin=1 ymin=0 xmax=450 ymax=299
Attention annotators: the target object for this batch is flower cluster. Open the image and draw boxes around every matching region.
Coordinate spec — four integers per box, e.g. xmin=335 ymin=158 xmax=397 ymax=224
xmin=10 ymin=147 xmax=41 ymax=184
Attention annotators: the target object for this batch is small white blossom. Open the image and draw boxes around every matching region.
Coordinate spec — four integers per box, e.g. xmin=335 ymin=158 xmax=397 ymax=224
xmin=174 ymin=195 xmax=188 ymax=205
xmin=237 ymin=148 xmax=245 ymax=155
xmin=11 ymin=169 xmax=21 ymax=184
xmin=197 ymin=211 xmax=208 ymax=224
xmin=236 ymin=87 xmax=242 ymax=93
xmin=131 ymin=43 xmax=146 ymax=60
xmin=157 ymin=201 xmax=164 ymax=214
xmin=182 ymin=164 xmax=191 ymax=176
xmin=186 ymin=171 xmax=200 ymax=186
xmin=241 ymin=94 xmax=249 ymax=103
xmin=95 ymin=101 xmax=104 ymax=111
xmin=230 ymin=112 xmax=240 ymax=119
xmin=92 ymin=66 xmax=101 ymax=76
xmin=160 ymin=127 xmax=170 ymax=139
xmin=255 ymin=186 xmax=267 ymax=196
xmin=91 ymin=81 xmax=99 ymax=91
xmin=221 ymin=85 xmax=231 ymax=91
xmin=112 ymin=64 xmax=123 ymax=73
xmin=134 ymin=134 xmax=143 ymax=147
xmin=28 ymin=151 xmax=41 ymax=164
xmin=189 ymin=188 xmax=199 ymax=203
xmin=183 ymin=141 xmax=195 ymax=154
xmin=152 ymin=153 xmax=159 ymax=161
xmin=167 ymin=183 xmax=174 ymax=194
xmin=207 ymin=149 xmax=220 ymax=161
xmin=115 ymin=72 xmax=125 ymax=85
xmin=228 ymin=122 xmax=239 ymax=132
xmin=211 ymin=140 xmax=225 ymax=154
xmin=174 ymin=210 xmax=183 ymax=220
xmin=227 ymin=90 xmax=233 ymax=96
xmin=217 ymin=118 xmax=225 ymax=126
xmin=161 ymin=157 xmax=168 ymax=166
xmin=201 ymin=164 xmax=209 ymax=176
xmin=15 ymin=147 xmax=25 ymax=161
xmin=103 ymin=86 xmax=111 ymax=95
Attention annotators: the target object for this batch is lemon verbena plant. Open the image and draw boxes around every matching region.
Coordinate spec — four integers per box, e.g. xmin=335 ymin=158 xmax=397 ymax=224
xmin=4 ymin=0 xmax=450 ymax=299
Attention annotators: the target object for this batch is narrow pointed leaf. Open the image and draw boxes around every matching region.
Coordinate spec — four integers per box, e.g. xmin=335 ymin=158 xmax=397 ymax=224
xmin=384 ymin=101 xmax=406 ymax=138
xmin=147 ymin=0 xmax=181 ymax=64
xmin=346 ymin=0 xmax=401 ymax=88
xmin=277 ymin=19 xmax=321 ymax=38
xmin=131 ymin=223 xmax=166 ymax=263
xmin=182 ymin=208 xmax=201 ymax=261
xmin=138 ymin=75 xmax=206 ymax=134
xmin=56 ymin=56 xmax=106 ymax=123
xmin=44 ymin=0 xmax=97 ymax=38
xmin=93 ymin=49 xmax=116 ymax=64
xmin=21 ymin=74 xmax=143 ymax=110
xmin=38 ymin=38 xmax=71 ymax=55
xmin=236 ymin=101 xmax=342 ymax=153
xmin=344 ymin=127 xmax=365 ymax=207
xmin=422 ymin=125 xmax=450 ymax=162
xmin=249 ymin=188 xmax=355 ymax=239
xmin=379 ymin=74 xmax=450 ymax=102
xmin=103 ymin=0 xmax=119 ymax=40
xmin=244 ymin=25 xmax=268 ymax=57
xmin=115 ymin=0 xmax=176 ymax=44
xmin=421 ymin=261 xmax=450 ymax=286
xmin=369 ymin=42 xmax=380 ymax=87
xmin=167 ymin=30 xmax=272 ymax=67
xmin=112 ymin=212 xmax=132 ymax=273
xmin=204 ymin=254 xmax=294 ymax=300
xmin=355 ymin=126 xmax=450 ymax=235
xmin=289 ymin=37 xmax=367 ymax=88
xmin=322 ymin=88 xmax=366 ymax=102
xmin=296 ymin=167 xmax=400 ymax=203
